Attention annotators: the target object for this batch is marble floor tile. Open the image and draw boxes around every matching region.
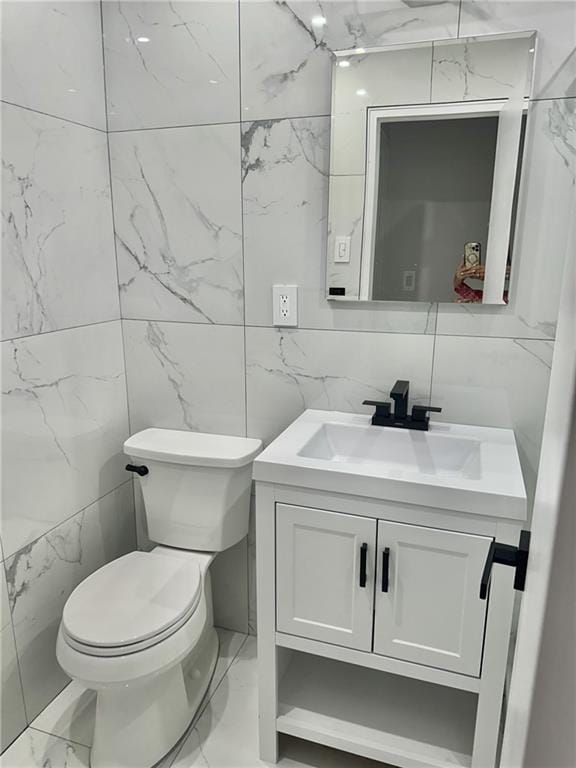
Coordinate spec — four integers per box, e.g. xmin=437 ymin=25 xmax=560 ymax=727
xmin=0 ymin=728 xmax=90 ymax=768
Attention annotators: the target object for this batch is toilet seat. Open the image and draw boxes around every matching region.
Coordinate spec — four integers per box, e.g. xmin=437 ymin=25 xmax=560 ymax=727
xmin=62 ymin=551 xmax=202 ymax=657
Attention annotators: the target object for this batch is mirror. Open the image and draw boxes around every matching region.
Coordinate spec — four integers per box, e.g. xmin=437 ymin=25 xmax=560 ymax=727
xmin=326 ymin=33 xmax=536 ymax=305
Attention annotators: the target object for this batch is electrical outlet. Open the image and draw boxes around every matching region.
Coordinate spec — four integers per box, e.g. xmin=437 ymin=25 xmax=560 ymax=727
xmin=273 ymin=285 xmax=298 ymax=327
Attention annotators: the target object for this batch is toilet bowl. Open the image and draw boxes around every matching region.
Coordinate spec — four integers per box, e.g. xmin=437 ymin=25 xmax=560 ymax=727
xmin=56 ymin=428 xmax=262 ymax=768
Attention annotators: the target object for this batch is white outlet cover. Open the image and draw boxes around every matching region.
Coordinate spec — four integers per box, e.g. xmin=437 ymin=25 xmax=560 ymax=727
xmin=273 ymin=285 xmax=298 ymax=327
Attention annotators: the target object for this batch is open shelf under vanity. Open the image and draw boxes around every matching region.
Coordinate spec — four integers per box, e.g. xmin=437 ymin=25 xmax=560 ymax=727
xmin=277 ymin=651 xmax=477 ymax=768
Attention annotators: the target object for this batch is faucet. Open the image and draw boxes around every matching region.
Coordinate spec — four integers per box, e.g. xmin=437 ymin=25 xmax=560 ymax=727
xmin=363 ymin=380 xmax=442 ymax=431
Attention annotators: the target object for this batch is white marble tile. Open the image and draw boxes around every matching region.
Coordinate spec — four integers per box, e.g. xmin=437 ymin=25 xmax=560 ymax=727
xmin=110 ymin=124 xmax=243 ymax=325
xmin=0 ymin=621 xmax=27 ymax=753
xmin=242 ymin=117 xmax=436 ymax=333
xmin=103 ymin=1 xmax=239 ymax=131
xmin=1 ymin=1 xmax=106 ymax=130
xmin=1 ymin=566 xmax=27 ymax=753
xmin=0 ymin=728 xmax=90 ymax=768
xmin=240 ymin=0 xmax=459 ymax=121
xmin=2 ymin=322 xmax=129 ymax=558
xmin=211 ymin=538 xmax=249 ymax=635
xmin=29 ymin=681 xmax=95 ymax=750
xmin=459 ymin=0 xmax=576 ymax=99
xmin=437 ymin=98 xmax=576 ymax=339
xmin=2 ymin=104 xmax=119 ymax=341
xmin=431 ymin=336 xmax=554 ymax=504
xmin=4 ymin=483 xmax=135 ymax=722
xmin=246 ymin=327 xmax=434 ymax=443
xmin=123 ymin=320 xmax=246 ymax=437
xmin=431 ymin=36 xmax=534 ymax=102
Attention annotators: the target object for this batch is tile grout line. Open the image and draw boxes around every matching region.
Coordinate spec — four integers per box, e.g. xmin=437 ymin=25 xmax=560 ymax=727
xmin=1 ymin=99 xmax=106 ymax=133
xmin=27 ymin=725 xmax=90 ymax=752
xmin=3 ymin=479 xmax=133 ymax=566
xmin=98 ymin=0 xmax=138 ymax=548
xmin=1 ymin=317 xmax=122 ymax=345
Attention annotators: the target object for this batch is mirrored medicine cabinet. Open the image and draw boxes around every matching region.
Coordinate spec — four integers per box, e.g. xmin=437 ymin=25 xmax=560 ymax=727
xmin=326 ymin=32 xmax=536 ymax=305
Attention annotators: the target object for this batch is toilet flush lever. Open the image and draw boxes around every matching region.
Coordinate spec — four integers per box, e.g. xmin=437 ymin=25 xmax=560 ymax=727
xmin=125 ymin=464 xmax=149 ymax=477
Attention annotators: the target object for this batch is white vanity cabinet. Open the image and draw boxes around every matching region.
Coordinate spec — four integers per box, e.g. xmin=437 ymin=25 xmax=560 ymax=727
xmin=254 ymin=411 xmax=528 ymax=768
xmin=276 ymin=505 xmax=491 ymax=676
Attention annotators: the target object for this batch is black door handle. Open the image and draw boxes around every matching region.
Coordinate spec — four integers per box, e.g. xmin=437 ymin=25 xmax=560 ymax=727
xmin=480 ymin=530 xmax=531 ymax=600
xmin=125 ymin=464 xmax=149 ymax=477
xmin=381 ymin=547 xmax=390 ymax=592
xmin=359 ymin=543 xmax=368 ymax=588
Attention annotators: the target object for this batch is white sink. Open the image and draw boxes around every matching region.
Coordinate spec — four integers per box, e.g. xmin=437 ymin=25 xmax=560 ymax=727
xmin=253 ymin=410 xmax=526 ymax=520
xmin=298 ymin=422 xmax=482 ymax=479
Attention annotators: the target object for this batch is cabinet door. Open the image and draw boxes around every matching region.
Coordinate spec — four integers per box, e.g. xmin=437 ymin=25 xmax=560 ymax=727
xmin=374 ymin=521 xmax=492 ymax=675
xmin=276 ymin=504 xmax=376 ymax=651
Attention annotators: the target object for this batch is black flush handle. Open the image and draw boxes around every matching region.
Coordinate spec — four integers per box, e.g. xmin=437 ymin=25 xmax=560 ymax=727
xmin=125 ymin=464 xmax=149 ymax=477
xmin=480 ymin=530 xmax=531 ymax=600
xmin=359 ymin=543 xmax=368 ymax=588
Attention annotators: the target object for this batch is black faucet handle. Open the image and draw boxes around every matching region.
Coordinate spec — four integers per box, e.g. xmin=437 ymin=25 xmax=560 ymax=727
xmin=363 ymin=400 xmax=391 ymax=416
xmin=411 ymin=404 xmax=442 ymax=423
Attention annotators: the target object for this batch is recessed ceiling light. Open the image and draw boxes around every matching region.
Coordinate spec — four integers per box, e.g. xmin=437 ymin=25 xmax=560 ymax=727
xmin=356 ymin=88 xmax=368 ymax=96
xmin=67 ymin=88 xmax=77 ymax=93
xmin=529 ymin=47 xmax=535 ymax=53
xmin=209 ymin=79 xmax=219 ymax=85
xmin=311 ymin=15 xmax=327 ymax=27
xmin=338 ymin=60 xmax=351 ymax=68
xmin=136 ymin=36 xmax=150 ymax=43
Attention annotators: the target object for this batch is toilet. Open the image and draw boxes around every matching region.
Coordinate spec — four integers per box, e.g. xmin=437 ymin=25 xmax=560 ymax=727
xmin=56 ymin=428 xmax=262 ymax=768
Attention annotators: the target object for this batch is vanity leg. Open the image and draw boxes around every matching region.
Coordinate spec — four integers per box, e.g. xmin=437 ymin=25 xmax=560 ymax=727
xmin=256 ymin=485 xmax=279 ymax=763
xmin=472 ymin=564 xmax=516 ymax=768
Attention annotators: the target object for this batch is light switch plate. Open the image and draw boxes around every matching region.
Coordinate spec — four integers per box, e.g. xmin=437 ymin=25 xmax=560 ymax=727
xmin=334 ymin=236 xmax=351 ymax=263
xmin=273 ymin=285 xmax=298 ymax=327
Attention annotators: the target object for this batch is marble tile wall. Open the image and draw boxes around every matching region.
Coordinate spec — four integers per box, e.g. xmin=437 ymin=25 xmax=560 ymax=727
xmin=103 ymin=0 xmax=575 ymax=638
xmin=1 ymin=1 xmax=134 ymax=752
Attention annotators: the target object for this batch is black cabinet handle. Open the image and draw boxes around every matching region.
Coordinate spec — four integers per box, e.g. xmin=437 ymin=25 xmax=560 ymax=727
xmin=480 ymin=531 xmax=531 ymax=600
xmin=125 ymin=464 xmax=149 ymax=477
xmin=359 ymin=543 xmax=368 ymax=588
xmin=381 ymin=547 xmax=390 ymax=592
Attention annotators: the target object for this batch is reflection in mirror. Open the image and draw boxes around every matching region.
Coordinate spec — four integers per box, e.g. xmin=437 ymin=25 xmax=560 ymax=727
xmin=326 ymin=33 xmax=536 ymax=305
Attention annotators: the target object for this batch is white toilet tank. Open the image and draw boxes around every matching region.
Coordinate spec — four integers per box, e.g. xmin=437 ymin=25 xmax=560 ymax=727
xmin=124 ymin=429 xmax=262 ymax=551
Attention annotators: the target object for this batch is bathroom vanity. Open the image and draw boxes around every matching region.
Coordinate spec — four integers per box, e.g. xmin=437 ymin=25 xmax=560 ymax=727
xmin=254 ymin=410 xmax=528 ymax=768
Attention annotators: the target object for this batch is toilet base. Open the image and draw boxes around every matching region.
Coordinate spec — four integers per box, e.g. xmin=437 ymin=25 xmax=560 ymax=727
xmin=90 ymin=627 xmax=219 ymax=768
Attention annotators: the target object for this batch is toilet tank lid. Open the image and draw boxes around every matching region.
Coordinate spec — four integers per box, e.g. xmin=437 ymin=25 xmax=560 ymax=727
xmin=124 ymin=428 xmax=263 ymax=468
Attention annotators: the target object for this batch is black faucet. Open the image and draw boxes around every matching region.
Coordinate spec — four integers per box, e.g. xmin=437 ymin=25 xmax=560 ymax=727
xmin=363 ymin=380 xmax=442 ymax=431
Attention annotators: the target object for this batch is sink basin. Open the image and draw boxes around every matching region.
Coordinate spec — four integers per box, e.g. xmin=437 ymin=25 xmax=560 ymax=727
xmin=253 ymin=410 xmax=526 ymax=520
xmin=298 ymin=422 xmax=482 ymax=479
